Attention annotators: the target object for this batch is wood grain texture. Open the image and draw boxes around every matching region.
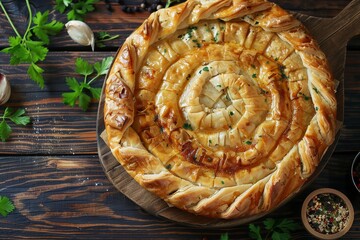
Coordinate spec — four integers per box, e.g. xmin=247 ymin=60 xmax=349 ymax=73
xmin=0 ymin=0 xmax=356 ymax=50
xmin=0 ymin=0 xmax=358 ymax=239
xmin=0 ymin=154 xmax=358 ymax=239
xmin=0 ymin=52 xmax=115 ymax=155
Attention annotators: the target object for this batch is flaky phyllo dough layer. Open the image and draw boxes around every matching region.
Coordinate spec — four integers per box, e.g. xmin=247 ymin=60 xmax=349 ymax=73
xmin=104 ymin=0 xmax=336 ymax=219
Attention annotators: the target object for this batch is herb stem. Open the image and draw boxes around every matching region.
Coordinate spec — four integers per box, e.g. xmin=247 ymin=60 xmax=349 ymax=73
xmin=0 ymin=1 xmax=21 ymax=37
xmin=264 ymin=231 xmax=271 ymax=240
xmin=23 ymin=0 xmax=33 ymax=41
xmin=88 ymin=75 xmax=100 ymax=85
xmin=97 ymin=34 xmax=120 ymax=42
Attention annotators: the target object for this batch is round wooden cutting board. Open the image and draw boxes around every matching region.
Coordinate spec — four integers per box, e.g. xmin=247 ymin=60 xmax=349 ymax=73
xmin=96 ymin=0 xmax=359 ymax=228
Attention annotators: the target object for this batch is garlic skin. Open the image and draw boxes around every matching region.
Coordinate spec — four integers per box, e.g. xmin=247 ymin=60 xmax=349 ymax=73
xmin=0 ymin=73 xmax=11 ymax=105
xmin=65 ymin=20 xmax=95 ymax=51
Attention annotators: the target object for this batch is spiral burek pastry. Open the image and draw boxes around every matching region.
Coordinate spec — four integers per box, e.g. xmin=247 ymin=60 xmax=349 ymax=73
xmin=104 ymin=0 xmax=336 ymax=219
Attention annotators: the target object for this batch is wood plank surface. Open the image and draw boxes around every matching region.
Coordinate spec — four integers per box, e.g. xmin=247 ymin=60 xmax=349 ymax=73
xmin=0 ymin=0 xmax=357 ymax=50
xmin=0 ymin=0 xmax=359 ymax=239
xmin=0 ymin=153 xmax=358 ymax=239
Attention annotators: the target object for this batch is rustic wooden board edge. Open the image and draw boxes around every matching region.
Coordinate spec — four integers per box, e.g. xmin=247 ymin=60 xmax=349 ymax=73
xmin=95 ymin=0 xmax=358 ymax=228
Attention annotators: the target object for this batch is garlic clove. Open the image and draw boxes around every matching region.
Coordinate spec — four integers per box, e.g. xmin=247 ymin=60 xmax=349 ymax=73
xmin=65 ymin=20 xmax=95 ymax=51
xmin=0 ymin=73 xmax=11 ymax=105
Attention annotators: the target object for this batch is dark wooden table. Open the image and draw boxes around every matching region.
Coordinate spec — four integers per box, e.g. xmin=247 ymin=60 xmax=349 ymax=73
xmin=0 ymin=0 xmax=359 ymax=239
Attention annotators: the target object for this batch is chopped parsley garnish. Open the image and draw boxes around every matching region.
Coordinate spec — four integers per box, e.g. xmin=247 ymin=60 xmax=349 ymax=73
xmin=203 ymin=66 xmax=209 ymax=72
xmin=315 ymin=106 xmax=319 ymax=111
xmin=217 ymin=84 xmax=222 ymax=88
xmin=252 ymin=73 xmax=257 ymax=78
xmin=221 ymin=180 xmax=225 ymax=184
xmin=209 ymin=139 xmax=212 ymax=144
xmin=274 ymin=57 xmax=279 ymax=61
xmin=245 ymin=140 xmax=252 ymax=145
xmin=192 ymin=39 xmax=201 ymax=48
xmin=299 ymin=92 xmax=310 ymax=101
xmin=229 ymin=111 xmax=234 ymax=116
xmin=279 ymin=65 xmax=288 ymax=80
xmin=255 ymin=21 xmax=259 ymax=25
xmin=166 ymin=164 xmax=172 ymax=170
xmin=313 ymin=87 xmax=320 ymax=94
xmin=214 ymin=32 xmax=219 ymax=42
xmin=183 ymin=122 xmax=193 ymax=130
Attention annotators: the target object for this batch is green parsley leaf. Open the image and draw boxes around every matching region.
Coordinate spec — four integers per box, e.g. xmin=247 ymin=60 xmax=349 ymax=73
xmin=76 ymin=58 xmax=94 ymax=76
xmin=63 ymin=77 xmax=81 ymax=107
xmin=0 ymin=121 xmax=11 ymax=142
xmin=0 ymin=107 xmax=31 ymax=142
xmin=78 ymin=92 xmax=92 ymax=111
xmin=55 ymin=0 xmax=72 ymax=13
xmin=0 ymin=196 xmax=15 ymax=217
xmin=264 ymin=218 xmax=276 ymax=230
xmin=33 ymin=11 xmax=64 ymax=44
xmin=25 ymin=40 xmax=48 ymax=62
xmin=62 ymin=57 xmax=113 ymax=111
xmin=272 ymin=231 xmax=290 ymax=240
xmin=249 ymin=224 xmax=262 ymax=240
xmin=56 ymin=0 xmax=100 ymax=21
xmin=28 ymin=63 xmax=45 ymax=89
xmin=220 ymin=233 xmax=229 ymax=240
xmin=273 ymin=218 xmax=300 ymax=233
xmin=95 ymin=32 xmax=120 ymax=48
xmin=8 ymin=109 xmax=31 ymax=125
xmin=0 ymin=2 xmax=64 ymax=89
xmin=93 ymin=56 xmax=114 ymax=75
xmin=249 ymin=218 xmax=299 ymax=240
xmin=89 ymin=87 xmax=102 ymax=100
xmin=165 ymin=0 xmax=184 ymax=8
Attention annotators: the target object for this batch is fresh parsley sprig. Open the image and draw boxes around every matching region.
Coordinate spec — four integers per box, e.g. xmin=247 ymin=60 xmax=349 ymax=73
xmin=55 ymin=0 xmax=99 ymax=21
xmin=220 ymin=233 xmax=229 ymax=240
xmin=95 ymin=31 xmax=120 ymax=48
xmin=165 ymin=0 xmax=185 ymax=8
xmin=249 ymin=218 xmax=300 ymax=240
xmin=62 ymin=56 xmax=113 ymax=111
xmin=0 ymin=1 xmax=64 ymax=89
xmin=0 ymin=108 xmax=31 ymax=142
xmin=0 ymin=196 xmax=15 ymax=217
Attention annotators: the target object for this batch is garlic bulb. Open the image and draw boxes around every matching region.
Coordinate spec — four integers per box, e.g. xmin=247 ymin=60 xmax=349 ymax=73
xmin=0 ymin=73 xmax=11 ymax=105
xmin=65 ymin=20 xmax=95 ymax=51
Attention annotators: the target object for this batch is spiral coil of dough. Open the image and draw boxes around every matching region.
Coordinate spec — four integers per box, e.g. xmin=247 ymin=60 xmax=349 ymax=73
xmin=104 ymin=0 xmax=336 ymax=219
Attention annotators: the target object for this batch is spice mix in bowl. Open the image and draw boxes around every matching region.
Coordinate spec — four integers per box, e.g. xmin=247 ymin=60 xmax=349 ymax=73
xmin=301 ymin=188 xmax=354 ymax=239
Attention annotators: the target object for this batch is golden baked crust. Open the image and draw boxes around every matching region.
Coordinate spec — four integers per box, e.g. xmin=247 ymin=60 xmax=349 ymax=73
xmin=104 ymin=0 xmax=336 ymax=219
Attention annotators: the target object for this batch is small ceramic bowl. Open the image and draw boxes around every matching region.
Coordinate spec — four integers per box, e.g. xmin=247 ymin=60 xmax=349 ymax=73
xmin=301 ymin=188 xmax=354 ymax=239
xmin=351 ymin=152 xmax=360 ymax=193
